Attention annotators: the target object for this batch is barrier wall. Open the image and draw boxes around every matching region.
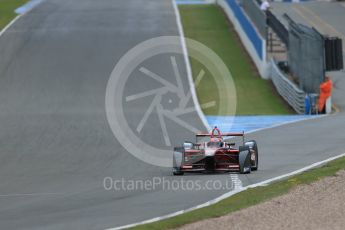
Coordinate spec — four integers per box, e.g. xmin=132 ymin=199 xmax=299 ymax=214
xmin=175 ymin=0 xmax=215 ymax=4
xmin=217 ymin=0 xmax=269 ymax=79
xmin=271 ymin=59 xmax=306 ymax=114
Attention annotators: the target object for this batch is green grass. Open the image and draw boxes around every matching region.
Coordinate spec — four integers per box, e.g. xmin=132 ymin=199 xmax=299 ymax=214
xmin=179 ymin=5 xmax=293 ymax=115
xmin=130 ymin=155 xmax=345 ymax=230
xmin=0 ymin=0 xmax=27 ymax=30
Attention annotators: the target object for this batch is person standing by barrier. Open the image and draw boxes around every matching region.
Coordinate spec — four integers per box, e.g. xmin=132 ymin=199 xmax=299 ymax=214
xmin=260 ymin=0 xmax=271 ymax=11
xmin=318 ymin=76 xmax=333 ymax=113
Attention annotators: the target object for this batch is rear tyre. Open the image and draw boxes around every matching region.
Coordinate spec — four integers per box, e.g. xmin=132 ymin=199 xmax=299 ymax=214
xmin=239 ymin=146 xmax=251 ymax=174
xmin=247 ymin=140 xmax=258 ymax=171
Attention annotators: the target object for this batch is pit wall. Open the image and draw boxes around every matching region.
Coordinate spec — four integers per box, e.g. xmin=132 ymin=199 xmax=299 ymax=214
xmin=217 ymin=0 xmax=270 ymax=79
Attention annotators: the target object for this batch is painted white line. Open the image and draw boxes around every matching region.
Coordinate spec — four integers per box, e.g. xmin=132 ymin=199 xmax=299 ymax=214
xmin=245 ymin=114 xmax=329 ymax=135
xmin=246 ymin=152 xmax=345 ymax=188
xmin=230 ymin=174 xmax=242 ymax=190
xmin=172 ymin=0 xmax=211 ymax=132
xmin=0 ymin=192 xmax=63 ymax=197
xmin=221 ymin=114 xmax=329 ymax=143
xmin=0 ymin=15 xmax=22 ymax=38
xmin=108 ymin=152 xmax=345 ymax=230
xmin=0 ymin=0 xmax=43 ymax=38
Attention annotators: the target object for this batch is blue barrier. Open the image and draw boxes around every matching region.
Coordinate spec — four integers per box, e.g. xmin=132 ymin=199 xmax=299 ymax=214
xmin=225 ymin=0 xmax=263 ymax=60
xmin=176 ymin=0 xmax=211 ymax=4
xmin=281 ymin=0 xmax=308 ymax=2
xmin=15 ymin=0 xmax=42 ymax=14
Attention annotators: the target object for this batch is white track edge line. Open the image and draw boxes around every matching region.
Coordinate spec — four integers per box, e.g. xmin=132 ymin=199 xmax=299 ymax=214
xmin=245 ymin=114 xmax=329 ymax=135
xmin=107 ymin=152 xmax=345 ymax=230
xmin=0 ymin=0 xmax=43 ymax=38
xmin=0 ymin=15 xmax=22 ymax=38
xmin=172 ymin=0 xmax=211 ymax=132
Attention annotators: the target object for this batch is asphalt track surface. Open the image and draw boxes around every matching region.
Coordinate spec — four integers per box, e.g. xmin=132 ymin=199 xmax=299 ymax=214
xmin=0 ymin=1 xmax=345 ymax=229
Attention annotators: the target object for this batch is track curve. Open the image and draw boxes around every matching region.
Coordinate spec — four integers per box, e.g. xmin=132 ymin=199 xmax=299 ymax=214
xmin=0 ymin=1 xmax=345 ymax=229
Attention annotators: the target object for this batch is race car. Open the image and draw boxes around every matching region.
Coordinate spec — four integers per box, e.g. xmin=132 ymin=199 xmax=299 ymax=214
xmin=173 ymin=127 xmax=258 ymax=175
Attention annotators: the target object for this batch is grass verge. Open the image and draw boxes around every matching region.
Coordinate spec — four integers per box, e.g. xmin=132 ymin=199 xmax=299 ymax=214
xmin=130 ymin=155 xmax=345 ymax=229
xmin=179 ymin=5 xmax=293 ymax=115
xmin=0 ymin=0 xmax=27 ymax=30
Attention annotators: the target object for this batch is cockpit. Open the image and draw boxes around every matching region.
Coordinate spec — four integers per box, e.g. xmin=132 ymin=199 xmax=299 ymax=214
xmin=206 ymin=141 xmax=224 ymax=148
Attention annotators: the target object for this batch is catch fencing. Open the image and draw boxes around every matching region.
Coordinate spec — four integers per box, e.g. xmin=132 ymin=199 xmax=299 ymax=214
xmin=271 ymin=59 xmax=306 ymax=114
xmin=267 ymin=11 xmax=288 ymax=46
xmin=287 ymin=17 xmax=325 ymax=94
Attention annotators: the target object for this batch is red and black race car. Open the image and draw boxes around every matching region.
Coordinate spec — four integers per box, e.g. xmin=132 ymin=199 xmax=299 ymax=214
xmin=173 ymin=127 xmax=258 ymax=175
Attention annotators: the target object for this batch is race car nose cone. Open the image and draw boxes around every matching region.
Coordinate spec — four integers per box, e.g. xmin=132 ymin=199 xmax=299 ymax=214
xmin=205 ymin=149 xmax=216 ymax=156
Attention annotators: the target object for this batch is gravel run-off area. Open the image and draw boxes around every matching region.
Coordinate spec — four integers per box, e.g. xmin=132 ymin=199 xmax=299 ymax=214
xmin=178 ymin=170 xmax=345 ymax=230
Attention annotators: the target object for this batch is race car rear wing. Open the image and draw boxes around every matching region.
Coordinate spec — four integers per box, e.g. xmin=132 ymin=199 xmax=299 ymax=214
xmin=196 ymin=132 xmax=244 ymax=137
xmin=196 ymin=130 xmax=245 ymax=144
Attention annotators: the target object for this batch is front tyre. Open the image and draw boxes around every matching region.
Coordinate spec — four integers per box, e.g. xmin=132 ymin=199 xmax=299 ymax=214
xmin=173 ymin=168 xmax=184 ymax=176
xmin=239 ymin=146 xmax=251 ymax=174
xmin=173 ymin=147 xmax=184 ymax=176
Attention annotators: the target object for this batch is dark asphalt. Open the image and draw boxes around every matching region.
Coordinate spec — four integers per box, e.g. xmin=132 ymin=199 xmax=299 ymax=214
xmin=0 ymin=1 xmax=345 ymax=229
